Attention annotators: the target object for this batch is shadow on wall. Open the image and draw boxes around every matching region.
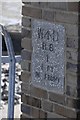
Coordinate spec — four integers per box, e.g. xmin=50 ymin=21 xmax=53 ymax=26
xmin=2 ymin=31 xmax=22 ymax=55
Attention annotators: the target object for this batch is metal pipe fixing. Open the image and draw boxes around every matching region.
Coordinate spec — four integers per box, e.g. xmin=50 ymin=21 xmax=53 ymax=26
xmin=0 ymin=26 xmax=2 ymax=109
xmin=1 ymin=25 xmax=16 ymax=119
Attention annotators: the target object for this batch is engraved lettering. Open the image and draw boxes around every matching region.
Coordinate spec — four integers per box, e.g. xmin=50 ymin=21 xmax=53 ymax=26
xmin=42 ymin=42 xmax=47 ymax=50
xmin=32 ymin=20 xmax=65 ymax=93
xmin=47 ymin=65 xmax=53 ymax=72
xmin=35 ymin=71 xmax=40 ymax=78
xmin=45 ymin=74 xmax=59 ymax=83
xmin=41 ymin=63 xmax=43 ymax=70
xmin=38 ymin=28 xmax=58 ymax=41
xmin=38 ymin=28 xmax=44 ymax=39
xmin=49 ymin=44 xmax=54 ymax=52
xmin=44 ymin=30 xmax=51 ymax=40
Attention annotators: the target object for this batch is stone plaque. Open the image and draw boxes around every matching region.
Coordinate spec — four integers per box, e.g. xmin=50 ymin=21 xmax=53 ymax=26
xmin=32 ymin=20 xmax=65 ymax=93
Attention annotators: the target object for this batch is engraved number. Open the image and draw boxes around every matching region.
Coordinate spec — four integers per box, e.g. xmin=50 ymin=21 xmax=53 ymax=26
xmin=42 ymin=42 xmax=46 ymax=50
xmin=49 ymin=44 xmax=54 ymax=52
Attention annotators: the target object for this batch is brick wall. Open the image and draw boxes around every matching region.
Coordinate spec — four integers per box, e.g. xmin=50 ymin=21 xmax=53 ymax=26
xmin=21 ymin=2 xmax=80 ymax=119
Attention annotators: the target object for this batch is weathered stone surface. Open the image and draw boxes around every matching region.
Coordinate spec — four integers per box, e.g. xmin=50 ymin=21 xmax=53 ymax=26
xmin=32 ymin=19 xmax=65 ymax=93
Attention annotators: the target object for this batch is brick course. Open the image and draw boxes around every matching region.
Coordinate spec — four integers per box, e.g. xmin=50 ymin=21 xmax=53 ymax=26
xmin=22 ymin=5 xmax=42 ymax=19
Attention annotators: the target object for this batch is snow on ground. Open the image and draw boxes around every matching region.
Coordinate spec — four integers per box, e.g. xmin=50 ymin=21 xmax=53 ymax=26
xmin=0 ymin=104 xmax=21 ymax=119
xmin=0 ymin=63 xmax=22 ymax=119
